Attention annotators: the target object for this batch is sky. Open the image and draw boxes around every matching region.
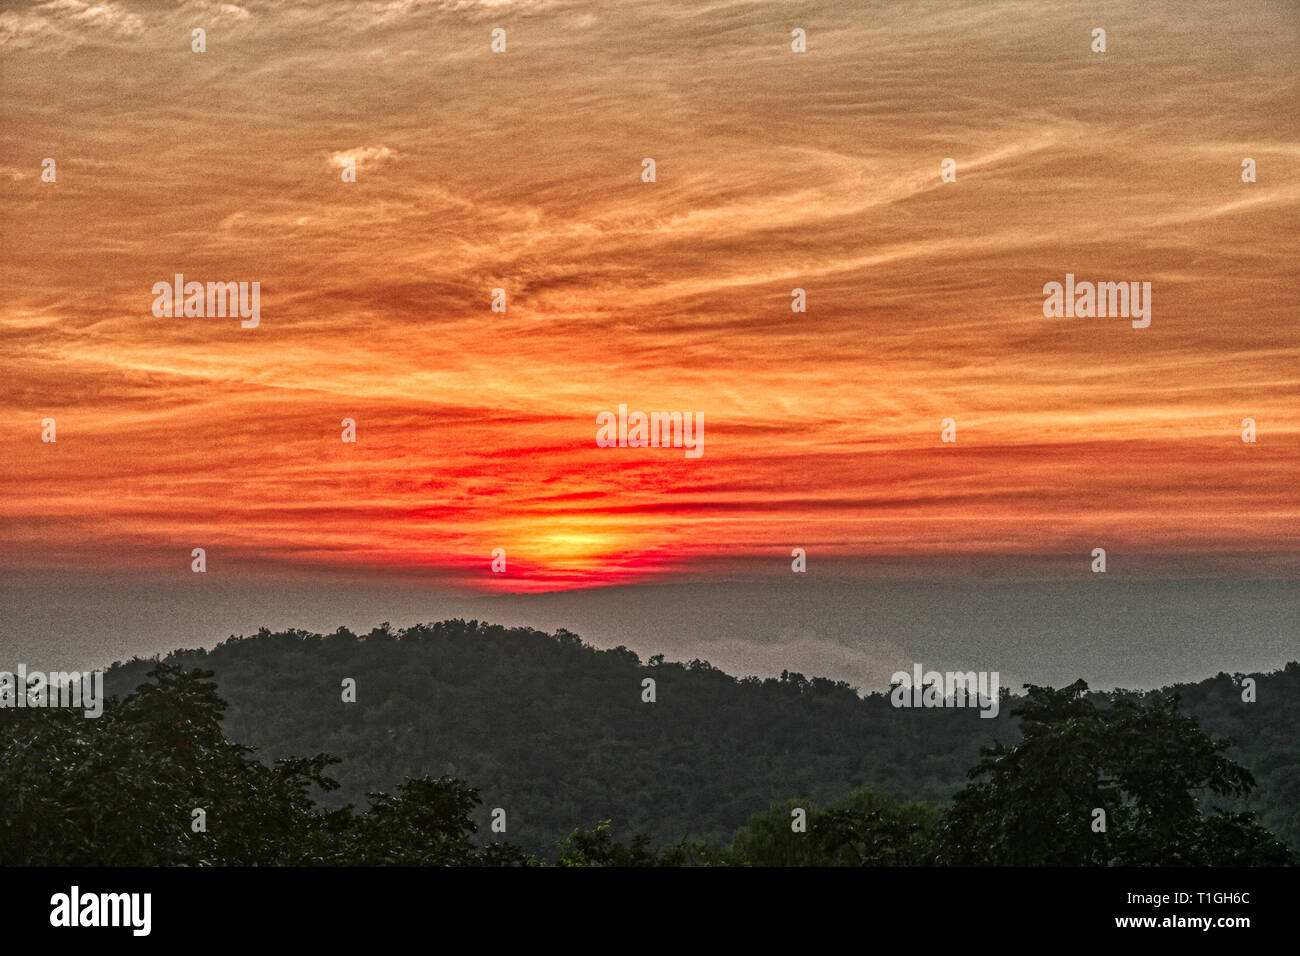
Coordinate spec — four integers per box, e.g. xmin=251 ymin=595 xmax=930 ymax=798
xmin=1 ymin=0 xmax=1297 ymax=683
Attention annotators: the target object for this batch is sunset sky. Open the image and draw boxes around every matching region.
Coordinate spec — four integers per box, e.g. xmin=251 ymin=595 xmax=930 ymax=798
xmin=2 ymin=0 xmax=1297 ymax=606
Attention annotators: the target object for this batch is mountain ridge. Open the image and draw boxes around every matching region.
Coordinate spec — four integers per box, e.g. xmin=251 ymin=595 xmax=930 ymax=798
xmin=101 ymin=620 xmax=1299 ymax=856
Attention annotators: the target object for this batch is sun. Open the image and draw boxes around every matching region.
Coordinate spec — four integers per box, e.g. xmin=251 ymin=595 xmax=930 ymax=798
xmin=527 ymin=530 xmax=620 ymax=566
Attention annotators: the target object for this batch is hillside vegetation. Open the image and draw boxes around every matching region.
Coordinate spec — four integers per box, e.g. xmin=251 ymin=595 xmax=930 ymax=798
xmin=96 ymin=620 xmax=1298 ymax=857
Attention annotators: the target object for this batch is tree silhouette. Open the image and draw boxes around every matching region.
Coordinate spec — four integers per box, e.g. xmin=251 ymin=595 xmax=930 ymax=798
xmin=935 ymin=680 xmax=1295 ymax=865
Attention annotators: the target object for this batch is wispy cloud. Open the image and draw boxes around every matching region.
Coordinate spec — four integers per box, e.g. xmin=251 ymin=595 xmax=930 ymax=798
xmin=2 ymin=0 xmax=1297 ymax=586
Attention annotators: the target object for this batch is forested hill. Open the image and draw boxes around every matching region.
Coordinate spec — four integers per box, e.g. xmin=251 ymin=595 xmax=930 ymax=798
xmin=101 ymin=621 xmax=1299 ymax=856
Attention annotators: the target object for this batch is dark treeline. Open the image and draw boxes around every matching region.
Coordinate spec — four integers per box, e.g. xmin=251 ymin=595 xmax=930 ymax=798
xmin=3 ymin=620 xmax=1294 ymax=865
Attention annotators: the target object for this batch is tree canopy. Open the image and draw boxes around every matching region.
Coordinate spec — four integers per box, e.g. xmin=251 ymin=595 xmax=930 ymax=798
xmin=3 ymin=624 xmax=1293 ymax=866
